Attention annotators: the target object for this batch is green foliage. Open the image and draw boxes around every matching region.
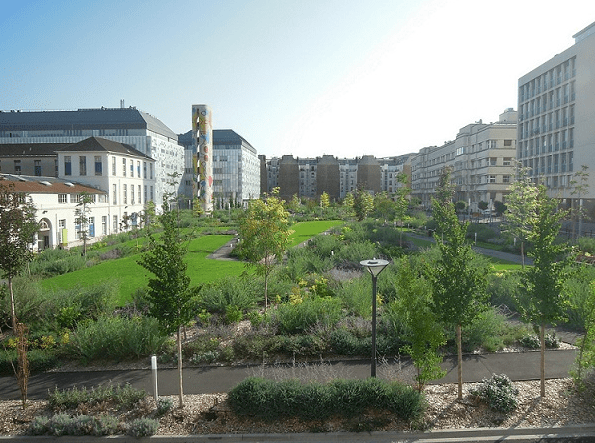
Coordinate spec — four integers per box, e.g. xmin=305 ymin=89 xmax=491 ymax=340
xmin=470 ymin=374 xmax=519 ymax=413
xmin=269 ymin=296 xmax=342 ymax=335
xmin=488 ymin=271 xmax=522 ymax=308
xmin=238 ymin=190 xmax=291 ymax=308
xmin=466 ymin=223 xmax=498 ymax=242
xmin=30 ymin=248 xmax=88 ymax=277
xmin=393 ymin=257 xmax=446 ymax=389
xmin=337 ymin=277 xmax=372 ymax=318
xmin=65 ymin=315 xmax=168 ymax=363
xmin=334 ymin=240 xmax=378 ymax=266
xmin=0 ymin=348 xmax=59 ymax=375
xmin=199 ymin=275 xmax=262 ymax=314
xmin=48 ymin=383 xmax=146 ymax=410
xmin=571 ymin=282 xmax=595 ymax=389
xmin=137 ymin=199 xmax=196 ymax=334
xmin=127 ymin=418 xmax=160 ymax=437
xmin=353 ymin=187 xmax=374 ymax=221
xmin=228 ymin=376 xmax=425 ymax=421
xmin=156 ymin=397 xmax=174 ymax=415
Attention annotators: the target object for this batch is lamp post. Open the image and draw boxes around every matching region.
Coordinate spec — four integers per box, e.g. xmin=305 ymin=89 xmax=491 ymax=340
xmin=360 ymin=258 xmax=389 ymax=377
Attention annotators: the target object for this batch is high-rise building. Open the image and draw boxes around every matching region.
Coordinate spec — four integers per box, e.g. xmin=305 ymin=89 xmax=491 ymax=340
xmin=0 ymin=107 xmax=182 ymax=205
xmin=518 ymin=21 xmax=595 ymax=204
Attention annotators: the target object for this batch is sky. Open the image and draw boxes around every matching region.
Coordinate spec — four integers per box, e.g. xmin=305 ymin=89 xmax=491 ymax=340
xmin=2 ymin=0 xmax=595 ymax=159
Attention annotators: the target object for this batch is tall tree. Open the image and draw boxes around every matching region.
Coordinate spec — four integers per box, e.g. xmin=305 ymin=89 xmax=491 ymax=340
xmin=238 ymin=188 xmax=290 ymax=309
xmin=74 ymin=192 xmax=94 ymax=256
xmin=319 ymin=191 xmax=330 ymax=210
xmin=429 ymin=167 xmax=489 ymax=400
xmin=503 ymin=163 xmax=539 ymax=268
xmin=393 ymin=173 xmax=410 ymax=247
xmin=516 ymin=185 xmax=576 ymax=398
xmin=0 ymin=180 xmax=38 ymax=331
xmin=569 ymin=165 xmax=589 ymax=240
xmin=137 ymin=196 xmax=196 ymax=407
xmin=353 ymin=186 xmax=374 ymax=221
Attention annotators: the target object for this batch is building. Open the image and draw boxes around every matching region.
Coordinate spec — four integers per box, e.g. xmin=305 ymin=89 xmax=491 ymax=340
xmin=179 ymin=129 xmax=260 ymax=207
xmin=411 ymin=109 xmax=517 ymax=211
xmin=0 ymin=106 xmax=183 ymax=205
xmin=517 ymin=21 xmax=595 ymax=205
xmin=0 ymin=137 xmax=155 ymax=250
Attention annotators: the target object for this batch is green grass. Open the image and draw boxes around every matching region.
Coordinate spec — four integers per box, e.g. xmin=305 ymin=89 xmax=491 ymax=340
xmin=288 ymin=220 xmax=344 ymax=247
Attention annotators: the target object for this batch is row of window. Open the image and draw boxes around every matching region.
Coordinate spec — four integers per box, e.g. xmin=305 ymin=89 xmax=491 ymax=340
xmin=63 ymin=155 xmax=153 ymax=179
xmin=519 ymin=57 xmax=576 ymax=102
xmin=518 ymin=106 xmax=574 ymax=139
xmin=111 ymin=184 xmax=154 ymax=205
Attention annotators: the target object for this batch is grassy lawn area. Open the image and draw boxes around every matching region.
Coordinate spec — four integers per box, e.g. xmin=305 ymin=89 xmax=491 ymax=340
xmin=41 ymin=221 xmax=343 ymax=305
xmin=288 ymin=220 xmax=344 ymax=247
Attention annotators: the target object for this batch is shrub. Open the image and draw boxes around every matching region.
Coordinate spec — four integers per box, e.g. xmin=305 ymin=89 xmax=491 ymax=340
xmin=466 ymin=224 xmax=498 ymax=242
xmin=48 ymin=383 xmax=147 ymax=410
xmin=200 ymin=276 xmax=262 ymax=314
xmin=127 ymin=417 xmax=159 ymax=437
xmin=334 ymin=241 xmax=379 ymax=267
xmin=66 ymin=315 xmax=168 ymax=363
xmin=228 ymin=376 xmax=425 ymax=422
xmin=470 ymin=373 xmax=519 ymax=413
xmin=0 ymin=349 xmax=59 ymax=376
xmin=157 ymin=397 xmax=174 ymax=416
xmin=269 ymin=296 xmax=342 ymax=335
xmin=337 ymin=277 xmax=371 ymax=318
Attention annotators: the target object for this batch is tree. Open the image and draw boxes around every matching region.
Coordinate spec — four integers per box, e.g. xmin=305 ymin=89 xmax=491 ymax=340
xmin=515 ymin=185 xmax=576 ymax=398
xmin=503 ymin=164 xmax=539 ymax=268
xmin=373 ymin=191 xmax=394 ymax=223
xmin=494 ymin=200 xmax=507 ymax=216
xmin=570 ymin=165 xmax=589 ymax=240
xmin=137 ymin=196 xmax=197 ymax=408
xmin=428 ymin=168 xmax=489 ymax=400
xmin=353 ymin=186 xmax=374 ymax=221
xmin=0 ymin=180 xmax=38 ymax=331
xmin=394 ymin=257 xmax=446 ymax=392
xmin=341 ymin=192 xmax=355 ymax=219
xmin=319 ymin=192 xmax=330 ymax=210
xmin=394 ymin=173 xmax=410 ymax=247
xmin=238 ymin=189 xmax=291 ymax=309
xmin=74 ymin=192 xmax=94 ymax=256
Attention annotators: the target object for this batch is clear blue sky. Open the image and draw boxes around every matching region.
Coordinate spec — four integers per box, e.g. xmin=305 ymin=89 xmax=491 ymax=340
xmin=2 ymin=0 xmax=595 ymax=159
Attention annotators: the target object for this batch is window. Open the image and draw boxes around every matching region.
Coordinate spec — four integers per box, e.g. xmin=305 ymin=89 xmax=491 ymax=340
xmin=113 ymin=184 xmax=117 ymax=204
xmin=88 ymin=217 xmax=95 ymax=237
xmin=150 ymin=186 xmax=153 ymax=201
xmin=130 ymin=161 xmax=134 ymax=177
xmin=94 ymin=156 xmax=102 ymax=175
xmin=58 ymin=194 xmax=67 ymax=203
xmin=503 ymin=158 xmax=512 ymax=166
xmin=112 ymin=157 xmax=116 ymax=175
xmin=503 ymin=175 xmax=510 ymax=183
xmin=102 ymin=216 xmax=107 ymax=235
xmin=59 ymin=219 xmax=66 ymax=228
xmin=143 ymin=162 xmax=147 ymax=178
xmin=113 ymin=215 xmax=118 ymax=232
xmin=490 ymin=158 xmax=497 ymax=166
xmin=79 ymin=156 xmax=87 ymax=176
xmin=138 ymin=185 xmax=141 ymax=205
xmin=13 ymin=160 xmax=21 ymax=175
xmin=123 ymin=158 xmax=126 ymax=176
xmin=489 ymin=175 xmax=496 ymax=183
xmin=144 ymin=185 xmax=147 ymax=202
xmin=149 ymin=163 xmax=153 ymax=179
xmin=123 ymin=184 xmax=127 ymax=204
xmin=64 ymin=156 xmax=71 ymax=175
xmin=131 ymin=184 xmax=135 ymax=204
xmin=34 ymin=160 xmax=42 ymax=176
xmin=137 ymin=161 xmax=140 ymax=177
xmin=504 ymin=139 xmax=512 ymax=147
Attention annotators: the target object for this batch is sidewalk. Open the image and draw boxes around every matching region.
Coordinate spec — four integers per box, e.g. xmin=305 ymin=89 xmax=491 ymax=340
xmin=0 ymin=349 xmax=577 ymax=401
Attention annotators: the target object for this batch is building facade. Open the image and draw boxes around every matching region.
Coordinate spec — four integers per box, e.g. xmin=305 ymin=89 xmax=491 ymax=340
xmin=517 ymin=21 xmax=595 ymax=203
xmin=411 ymin=109 xmax=517 ymax=211
xmin=0 ymin=107 xmax=182 ymax=205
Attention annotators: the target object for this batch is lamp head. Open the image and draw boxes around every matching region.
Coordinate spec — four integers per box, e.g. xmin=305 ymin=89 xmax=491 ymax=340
xmin=360 ymin=258 xmax=390 ymax=277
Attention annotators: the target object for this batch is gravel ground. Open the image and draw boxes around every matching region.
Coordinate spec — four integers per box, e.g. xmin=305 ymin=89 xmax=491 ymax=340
xmin=1 ymin=378 xmax=594 ymax=436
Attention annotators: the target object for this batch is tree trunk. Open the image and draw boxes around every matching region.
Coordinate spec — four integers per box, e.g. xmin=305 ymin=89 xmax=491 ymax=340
xmin=520 ymin=241 xmax=525 ymax=269
xmin=9 ymin=276 xmax=16 ymax=331
xmin=177 ymin=326 xmax=184 ymax=407
xmin=456 ymin=324 xmax=463 ymax=400
xmin=540 ymin=323 xmax=546 ymax=398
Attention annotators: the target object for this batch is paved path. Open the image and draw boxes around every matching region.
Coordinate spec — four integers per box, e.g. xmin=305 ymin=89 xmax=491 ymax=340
xmin=0 ymin=349 xmax=577 ymax=401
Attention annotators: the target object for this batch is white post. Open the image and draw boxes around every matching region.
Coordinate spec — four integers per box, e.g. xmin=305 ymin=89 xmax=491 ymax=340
xmin=151 ymin=355 xmax=158 ymax=403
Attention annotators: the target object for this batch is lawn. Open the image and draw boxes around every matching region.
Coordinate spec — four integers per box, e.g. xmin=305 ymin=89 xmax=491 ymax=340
xmin=41 ymin=221 xmax=344 ymax=305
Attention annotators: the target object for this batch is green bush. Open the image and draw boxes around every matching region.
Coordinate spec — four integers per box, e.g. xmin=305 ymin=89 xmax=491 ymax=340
xmin=66 ymin=315 xmax=168 ymax=363
xmin=0 ymin=349 xmax=59 ymax=376
xmin=466 ymin=224 xmax=498 ymax=242
xmin=334 ymin=241 xmax=379 ymax=267
xmin=470 ymin=373 xmax=519 ymax=413
xmin=228 ymin=376 xmax=425 ymax=421
xmin=338 ymin=277 xmax=371 ymax=318
xmin=29 ymin=413 xmax=118 ymax=437
xmin=48 ymin=383 xmax=146 ymax=410
xmin=200 ymin=276 xmax=262 ymax=314
xmin=488 ymin=271 xmax=522 ymax=308
xmin=269 ymin=296 xmax=342 ymax=335
xmin=127 ymin=418 xmax=159 ymax=437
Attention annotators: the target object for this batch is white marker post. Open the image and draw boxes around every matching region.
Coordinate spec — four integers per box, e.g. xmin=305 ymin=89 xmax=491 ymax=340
xmin=151 ymin=355 xmax=158 ymax=403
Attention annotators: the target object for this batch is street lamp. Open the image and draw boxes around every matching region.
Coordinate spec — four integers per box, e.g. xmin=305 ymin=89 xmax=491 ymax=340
xmin=360 ymin=258 xmax=390 ymax=377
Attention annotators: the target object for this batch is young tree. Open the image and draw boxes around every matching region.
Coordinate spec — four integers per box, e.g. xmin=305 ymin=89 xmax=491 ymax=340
xmin=570 ymin=165 xmax=589 ymax=240
xmin=74 ymin=192 xmax=94 ymax=256
xmin=394 ymin=257 xmax=446 ymax=392
xmin=238 ymin=189 xmax=291 ymax=309
xmin=353 ymin=186 xmax=374 ymax=221
xmin=0 ymin=180 xmax=38 ymax=331
xmin=319 ymin=191 xmax=330 ymax=210
xmin=341 ymin=192 xmax=355 ymax=219
xmin=429 ymin=168 xmax=490 ymax=400
xmin=394 ymin=173 xmax=410 ymax=247
xmin=137 ymin=196 xmax=197 ymax=407
xmin=516 ymin=186 xmax=576 ymax=398
xmin=503 ymin=163 xmax=539 ymax=268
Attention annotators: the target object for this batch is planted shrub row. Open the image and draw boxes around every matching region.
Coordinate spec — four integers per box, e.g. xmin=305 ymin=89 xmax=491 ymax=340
xmin=228 ymin=376 xmax=425 ymax=421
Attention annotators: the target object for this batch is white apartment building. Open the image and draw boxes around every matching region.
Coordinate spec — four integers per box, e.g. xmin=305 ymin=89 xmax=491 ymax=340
xmin=411 ymin=109 xmax=517 ymax=211
xmin=517 ymin=21 xmax=595 ymax=202
xmin=0 ymin=106 xmax=182 ymax=205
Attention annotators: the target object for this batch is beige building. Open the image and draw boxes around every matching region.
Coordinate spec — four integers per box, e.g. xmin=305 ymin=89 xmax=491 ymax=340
xmin=517 ymin=21 xmax=595 ymax=203
xmin=411 ymin=109 xmax=517 ymax=211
